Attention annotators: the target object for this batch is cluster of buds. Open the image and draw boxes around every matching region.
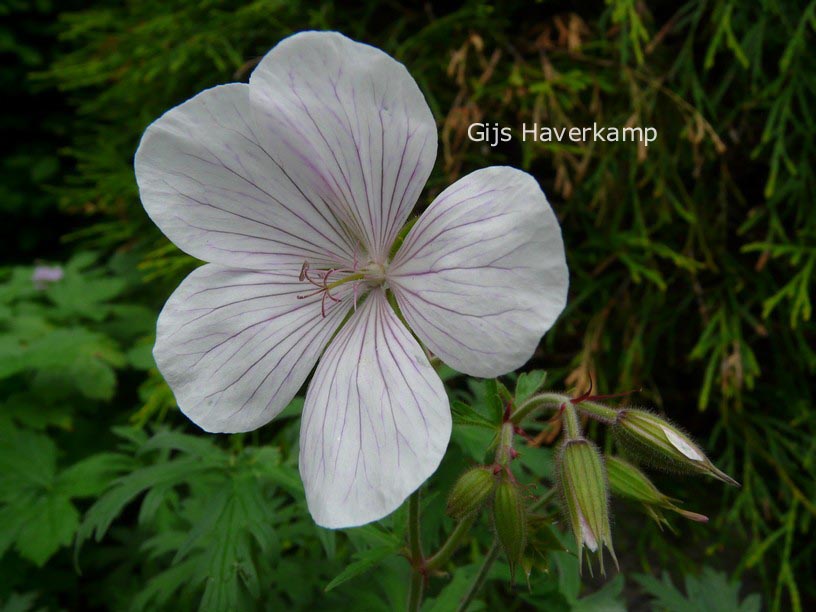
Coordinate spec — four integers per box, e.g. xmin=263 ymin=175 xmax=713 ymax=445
xmin=446 ymin=419 xmax=531 ymax=578
xmin=444 ymin=381 xmax=737 ymax=579
xmin=506 ymin=384 xmax=737 ymax=575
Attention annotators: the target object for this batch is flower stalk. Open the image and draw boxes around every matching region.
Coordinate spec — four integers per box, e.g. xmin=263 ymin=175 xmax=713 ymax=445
xmin=510 ymin=392 xmax=569 ymax=424
xmin=407 ymin=490 xmax=424 ymax=612
xmin=561 ymin=401 xmax=582 ymax=439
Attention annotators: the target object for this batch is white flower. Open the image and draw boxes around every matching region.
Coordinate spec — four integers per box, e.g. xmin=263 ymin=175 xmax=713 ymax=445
xmin=135 ymin=31 xmax=568 ymax=528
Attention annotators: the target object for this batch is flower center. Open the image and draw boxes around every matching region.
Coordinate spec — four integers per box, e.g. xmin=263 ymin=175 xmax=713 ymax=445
xmin=297 ymin=259 xmax=388 ymax=316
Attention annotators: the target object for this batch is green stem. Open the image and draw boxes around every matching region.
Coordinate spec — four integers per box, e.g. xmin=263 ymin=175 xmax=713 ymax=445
xmin=576 ymin=400 xmax=618 ymax=423
xmin=562 ymin=401 xmax=582 ymax=439
xmin=407 ymin=490 xmax=424 ymax=611
xmin=425 ymin=515 xmax=476 ymax=572
xmin=408 ymin=571 xmax=424 ymax=612
xmin=456 ymin=540 xmax=501 ymax=612
xmin=495 ymin=421 xmax=515 ymax=465
xmin=510 ymin=392 xmax=569 ymax=424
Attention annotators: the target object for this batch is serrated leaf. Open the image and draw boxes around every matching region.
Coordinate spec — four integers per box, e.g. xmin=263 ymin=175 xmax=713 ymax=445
xmin=635 ymin=568 xmax=761 ymax=612
xmin=451 ymin=400 xmax=497 ymax=429
xmin=132 ymin=557 xmax=201 ymax=611
xmin=139 ymin=429 xmax=225 ymax=461
xmin=198 ymin=477 xmax=279 ymax=611
xmin=0 ymin=423 xmax=56 ymax=496
xmin=46 ymin=274 xmax=126 ymax=320
xmin=483 ymin=379 xmax=503 ymax=423
xmin=515 ymin=370 xmax=548 ymax=404
xmin=0 ymin=500 xmax=31 ymax=559
xmin=324 ymin=544 xmax=400 ymax=592
xmin=77 ymin=456 xmax=214 ymax=548
xmin=55 ymin=453 xmax=132 ymax=498
xmin=16 ymin=494 xmax=79 ymax=566
xmin=574 ymin=574 xmax=625 ymax=611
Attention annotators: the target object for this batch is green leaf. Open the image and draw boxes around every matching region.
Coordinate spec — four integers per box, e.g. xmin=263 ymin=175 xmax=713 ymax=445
xmin=126 ymin=343 xmax=155 ymax=370
xmin=423 ymin=564 xmax=479 ymax=611
xmin=55 ymin=453 xmax=132 ymax=498
xmin=22 ymin=327 xmax=125 ymax=400
xmin=0 ymin=591 xmax=40 ymax=612
xmin=574 ymin=574 xmax=625 ymax=611
xmin=483 ymin=379 xmax=503 ymax=423
xmin=16 ymin=494 xmax=79 ymax=566
xmin=0 ymin=423 xmax=56 ymax=496
xmin=46 ymin=273 xmax=126 ymax=320
xmin=515 ymin=370 xmax=548 ymax=404
xmin=451 ymin=400 xmax=497 ymax=429
xmin=77 ymin=456 xmax=215 ymax=547
xmin=635 ymin=568 xmax=761 ymax=612
xmin=324 ymin=544 xmax=400 ymax=592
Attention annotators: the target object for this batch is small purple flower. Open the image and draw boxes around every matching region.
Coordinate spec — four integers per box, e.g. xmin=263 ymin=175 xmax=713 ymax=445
xmin=32 ymin=265 xmax=64 ymax=289
xmin=135 ymin=31 xmax=568 ymax=528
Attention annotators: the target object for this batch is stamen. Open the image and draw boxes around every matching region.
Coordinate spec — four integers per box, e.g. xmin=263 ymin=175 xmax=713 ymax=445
xmin=295 ymin=259 xmax=372 ymax=317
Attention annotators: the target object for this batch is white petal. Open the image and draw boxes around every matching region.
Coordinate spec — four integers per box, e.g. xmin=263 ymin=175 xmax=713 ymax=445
xmin=661 ymin=426 xmax=704 ymax=461
xmin=579 ymin=511 xmax=599 ymax=552
xmin=389 ymin=167 xmax=568 ymax=378
xmin=249 ymin=31 xmax=437 ymax=262
xmin=300 ymin=290 xmax=450 ymax=528
xmin=154 ymin=264 xmax=351 ymax=433
xmin=135 ymin=83 xmax=355 ymax=270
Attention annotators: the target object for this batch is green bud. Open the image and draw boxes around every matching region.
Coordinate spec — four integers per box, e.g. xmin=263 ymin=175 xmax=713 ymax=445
xmin=446 ymin=466 xmax=495 ymax=519
xmin=557 ymin=438 xmax=617 ymax=575
xmin=614 ymin=409 xmax=739 ymax=487
xmin=493 ymin=477 xmax=527 ymax=579
xmin=605 ymin=456 xmax=708 ymax=527
xmin=606 ymin=455 xmax=668 ymax=506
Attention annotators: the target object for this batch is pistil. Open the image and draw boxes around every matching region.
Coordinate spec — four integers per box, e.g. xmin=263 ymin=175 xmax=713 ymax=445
xmin=297 ymin=259 xmax=388 ymax=316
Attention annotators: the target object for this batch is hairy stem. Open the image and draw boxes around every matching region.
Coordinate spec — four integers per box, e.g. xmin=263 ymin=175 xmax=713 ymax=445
xmin=562 ymin=401 xmax=582 ymax=439
xmin=510 ymin=392 xmax=570 ymax=424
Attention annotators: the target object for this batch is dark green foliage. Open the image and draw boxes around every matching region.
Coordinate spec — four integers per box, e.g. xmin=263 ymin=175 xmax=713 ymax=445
xmin=1 ymin=0 xmax=814 ymax=609
xmin=635 ymin=567 xmax=761 ymax=612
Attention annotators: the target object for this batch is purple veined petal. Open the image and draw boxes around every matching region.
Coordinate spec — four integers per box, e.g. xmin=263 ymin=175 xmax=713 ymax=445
xmin=135 ymin=83 xmax=356 ymax=271
xmin=154 ymin=264 xmax=352 ymax=433
xmin=249 ymin=31 xmax=438 ymax=263
xmin=300 ymin=289 xmax=451 ymax=528
xmin=389 ymin=166 xmax=569 ymax=378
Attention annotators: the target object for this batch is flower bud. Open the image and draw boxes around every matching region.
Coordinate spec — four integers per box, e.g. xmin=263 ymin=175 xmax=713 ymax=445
xmin=556 ymin=438 xmax=617 ymax=574
xmin=492 ymin=477 xmax=526 ymax=579
xmin=446 ymin=466 xmax=495 ymax=519
xmin=613 ymin=409 xmax=739 ymax=486
xmin=605 ymin=455 xmax=708 ymax=526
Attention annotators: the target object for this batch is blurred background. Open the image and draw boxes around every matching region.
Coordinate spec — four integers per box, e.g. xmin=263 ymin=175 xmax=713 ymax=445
xmin=1 ymin=0 xmax=813 ymax=610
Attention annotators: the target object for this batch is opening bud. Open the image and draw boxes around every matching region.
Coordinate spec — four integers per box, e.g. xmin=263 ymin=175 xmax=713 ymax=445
xmin=492 ymin=477 xmax=527 ymax=580
xmin=556 ymin=438 xmax=617 ymax=574
xmin=613 ymin=409 xmax=739 ymax=486
xmin=446 ymin=466 xmax=496 ymax=519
